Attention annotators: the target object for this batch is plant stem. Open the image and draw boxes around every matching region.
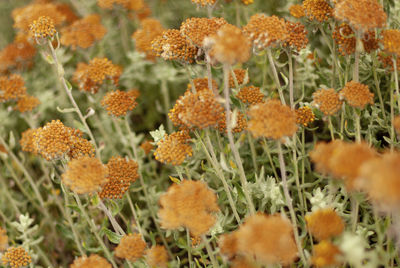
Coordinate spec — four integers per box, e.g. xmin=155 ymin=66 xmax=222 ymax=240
xmin=223 ymin=64 xmax=255 ymax=214
xmin=354 ymin=109 xmax=361 ymax=143
xmin=393 ymin=56 xmax=400 ymax=112
xmin=353 ymin=32 xmax=361 ymax=83
xmin=373 ymin=53 xmax=386 ymax=120
xmin=126 ymin=194 xmax=144 ymax=236
xmin=328 ymin=116 xmax=335 ymax=140
xmin=276 ymin=142 xmax=306 ymax=264
xmin=267 ymin=48 xmax=286 ymax=105
xmin=160 ymin=79 xmax=172 ymax=132
xmin=288 ymin=50 xmax=294 ymax=109
xmin=99 ymin=200 xmax=126 ymax=235
xmin=202 ymin=235 xmax=219 ymax=268
xmin=187 ymin=229 xmax=193 ymax=268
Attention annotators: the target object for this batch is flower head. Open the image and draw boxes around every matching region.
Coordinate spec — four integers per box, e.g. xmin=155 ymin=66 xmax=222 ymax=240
xmin=97 ymin=0 xmax=145 ymax=10
xmin=217 ymin=111 xmax=247 ymax=134
xmin=229 ymin=69 xmax=248 ymax=88
xmin=187 ymin=78 xmax=219 ymax=92
xmin=243 ymin=14 xmax=288 ymax=50
xmin=1 ymin=247 xmax=32 ymax=268
xmin=99 ymin=156 xmax=139 ymax=199
xmin=206 ymin=24 xmax=251 ymax=65
xmin=140 ymin=140 xmax=154 ymax=155
xmin=20 ymin=128 xmax=40 ymax=154
xmin=158 ymin=180 xmax=219 ymax=236
xmin=333 ymin=23 xmax=379 ymax=55
xmin=248 ymin=99 xmax=298 ymax=139
xmin=312 ymin=88 xmax=343 ymax=115
xmin=283 ymin=21 xmax=308 ymax=51
xmin=305 ymin=208 xmax=345 ymax=240
xmin=295 ymin=106 xmax=315 ymax=127
xmin=70 ymin=254 xmax=111 ymax=268
xmin=15 ymin=95 xmax=40 ymax=113
xmin=29 ymin=16 xmax=56 ymax=41
xmin=145 ymin=245 xmax=168 ymax=268
xmin=379 ymin=52 xmax=400 ymax=72
xmin=334 ymin=0 xmax=386 ymax=32
xmin=61 ymin=14 xmax=107 ymax=49
xmin=0 ymin=227 xmax=8 ymax=251
xmin=62 ymin=156 xmax=108 ymax=194
xmin=73 ymin=58 xmax=122 ymax=94
xmin=0 ymin=35 xmax=36 ymax=73
xmin=191 ymin=0 xmax=216 ymax=7
xmin=381 ymin=29 xmax=400 ymax=57
xmin=180 ymin=17 xmax=227 ymax=48
xmin=312 ymin=240 xmax=342 ymax=267
xmin=339 ymin=81 xmax=374 ymax=109
xmin=154 ymin=131 xmax=192 ymax=165
xmin=132 ymin=18 xmax=165 ymax=61
xmin=236 ymin=86 xmax=264 ymax=105
xmin=101 ymin=89 xmax=138 ymax=117
xmin=0 ymin=74 xmax=27 ymax=103
xmin=115 ymin=233 xmax=147 ymax=262
xmin=289 ymin=4 xmax=305 ymax=18
xmin=151 ymin=29 xmax=198 ymax=64
xmin=302 ymin=0 xmax=333 ymax=22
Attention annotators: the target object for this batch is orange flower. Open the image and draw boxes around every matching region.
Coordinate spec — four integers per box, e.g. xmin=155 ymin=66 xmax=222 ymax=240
xmin=305 ymin=208 xmax=345 ymax=240
xmin=248 ymin=99 xmax=298 ymax=139
xmin=311 ymin=240 xmax=342 ymax=267
xmin=339 ymin=81 xmax=374 ymax=109
xmin=295 ymin=106 xmax=315 ymax=127
xmin=97 ymin=0 xmax=145 ymax=10
xmin=61 ymin=14 xmax=107 ymax=49
xmin=158 ymin=180 xmax=219 ymax=236
xmin=140 ymin=140 xmax=154 ymax=155
xmin=289 ymin=4 xmax=305 ymax=18
xmin=73 ymin=58 xmax=122 ymax=94
xmin=191 ymin=0 xmax=216 ymax=6
xmin=333 ymin=24 xmax=379 ymax=55
xmin=29 ymin=16 xmax=56 ymax=41
xmin=15 ymin=94 xmax=40 ymax=113
xmin=236 ymin=86 xmax=264 ymax=105
xmin=145 ymin=245 xmax=169 ymax=268
xmin=132 ymin=18 xmax=165 ymax=61
xmin=187 ymin=78 xmax=219 ymax=92
xmin=154 ymin=131 xmax=192 ymax=165
xmin=302 ymin=0 xmax=333 ymax=22
xmin=283 ymin=21 xmax=309 ymax=52
xmin=0 ymin=74 xmax=27 ymax=103
xmin=20 ymin=128 xmax=40 ymax=154
xmin=312 ymin=88 xmax=342 ymax=115
xmin=229 ymin=69 xmax=248 ymax=88
xmin=101 ymin=89 xmax=138 ymax=117
xmin=70 ymin=254 xmax=111 ymax=268
xmin=115 ymin=233 xmax=147 ymax=262
xmin=99 ymin=156 xmax=139 ymax=199
xmin=62 ymin=156 xmax=108 ymax=194
xmin=334 ymin=0 xmax=386 ymax=32
xmin=217 ymin=111 xmax=247 ymax=133
xmin=219 ymin=232 xmax=238 ymax=260
xmin=1 ymin=247 xmax=32 ymax=268
xmin=0 ymin=227 xmax=7 ymax=251
xmin=378 ymin=52 xmax=400 ymax=72
xmin=180 ymin=17 xmax=227 ymax=48
xmin=0 ymin=35 xmax=36 ymax=73
xmin=381 ymin=29 xmax=400 ymax=57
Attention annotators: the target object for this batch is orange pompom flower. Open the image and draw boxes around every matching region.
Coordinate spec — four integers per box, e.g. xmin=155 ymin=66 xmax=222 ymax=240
xmin=132 ymin=18 xmax=165 ymax=61
xmin=295 ymin=106 xmax=315 ymax=127
xmin=101 ymin=89 xmax=138 ymax=117
xmin=236 ymin=86 xmax=264 ymax=105
xmin=158 ymin=180 xmax=219 ymax=236
xmin=0 ymin=227 xmax=8 ymax=251
xmin=0 ymin=35 xmax=36 ymax=73
xmin=289 ymin=4 xmax=305 ymax=18
xmin=229 ymin=69 xmax=248 ymax=88
xmin=62 ymin=156 xmax=108 ymax=195
xmin=283 ymin=21 xmax=309 ymax=52
xmin=187 ymin=78 xmax=219 ymax=92
xmin=312 ymin=88 xmax=343 ymax=116
xmin=154 ymin=131 xmax=192 ymax=165
xmin=145 ymin=245 xmax=169 ymax=268
xmin=381 ymin=29 xmax=400 ymax=57
xmin=311 ymin=240 xmax=342 ymax=267
xmin=1 ymin=247 xmax=32 ymax=268
xmin=15 ymin=95 xmax=40 ymax=113
xmin=115 ymin=233 xmax=147 ymax=262
xmin=305 ymin=208 xmax=345 ymax=241
xmin=0 ymin=74 xmax=27 ymax=103
xmin=191 ymin=0 xmax=216 ymax=7
xmin=29 ymin=16 xmax=56 ymax=41
xmin=70 ymin=254 xmax=111 ymax=268
xmin=248 ymin=99 xmax=298 ymax=140
xmin=180 ymin=17 xmax=227 ymax=48
xmin=339 ymin=81 xmax=374 ymax=109
xmin=217 ymin=111 xmax=247 ymax=134
xmin=302 ymin=0 xmax=333 ymax=22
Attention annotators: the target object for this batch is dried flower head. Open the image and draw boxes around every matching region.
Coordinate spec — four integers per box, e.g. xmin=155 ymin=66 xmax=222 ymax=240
xmin=248 ymin=99 xmax=298 ymax=140
xmin=55 ymin=3 xmax=79 ymax=24
xmin=236 ymin=86 xmax=264 ymax=105
xmin=101 ymin=89 xmax=138 ymax=117
xmin=305 ymin=208 xmax=345 ymax=240
xmin=1 ymin=247 xmax=32 ymax=268
xmin=394 ymin=116 xmax=400 ymax=135
xmin=0 ymin=74 xmax=27 ymax=103
xmin=334 ymin=0 xmax=387 ymax=32
xmin=99 ymin=156 xmax=139 ymax=199
xmin=158 ymin=180 xmax=219 ymax=236
xmin=0 ymin=227 xmax=8 ymax=251
xmin=312 ymin=88 xmax=342 ymax=115
xmin=241 ymin=0 xmax=254 ymax=4
xmin=169 ymin=89 xmax=224 ymax=129
xmin=243 ymin=14 xmax=288 ymax=50
xmin=0 ymin=35 xmax=36 ymax=73
xmin=60 ymin=14 xmax=107 ymax=49
xmin=339 ymin=81 xmax=374 ymax=109
xmin=132 ymin=18 xmax=165 ymax=61
xmin=206 ymin=24 xmax=251 ymax=65
xmin=62 ymin=156 xmax=108 ymax=194
xmin=12 ymin=3 xmax=66 ymax=32
xmin=145 ymin=245 xmax=168 ymax=268
xmin=97 ymin=0 xmax=145 ymax=10
xmin=295 ymin=106 xmax=315 ymax=127
xmin=140 ymin=140 xmax=154 ymax=154
xmin=15 ymin=95 xmax=40 ymax=113
xmin=151 ymin=29 xmax=198 ymax=63
xmin=359 ymin=152 xmax=400 ymax=210
xmin=289 ymin=4 xmax=305 ymax=18
xmin=180 ymin=17 xmax=227 ymax=48
xmin=219 ymin=232 xmax=238 ymax=260
xmin=29 ymin=16 xmax=56 ymax=41
xmin=302 ymin=0 xmax=333 ymax=22
xmin=311 ymin=240 xmax=342 ymax=267
xmin=229 ymin=69 xmax=248 ymax=88
xmin=379 ymin=52 xmax=400 ymax=72
xmin=191 ymin=0 xmax=216 ymax=6
xmin=217 ymin=111 xmax=247 ymax=133
xmin=154 ymin=131 xmax=192 ymax=165
xmin=381 ymin=29 xmax=400 ymax=57
xmin=332 ymin=23 xmax=379 ymax=55
xmin=70 ymin=254 xmax=111 ymax=268
xmin=20 ymin=128 xmax=40 ymax=154
xmin=187 ymin=78 xmax=219 ymax=92
xmin=115 ymin=233 xmax=147 ymax=262
xmin=310 ymin=140 xmax=376 ymax=190
xmin=283 ymin=21 xmax=309 ymax=51
xmin=235 ymin=214 xmax=298 ymax=265
xmin=73 ymin=58 xmax=122 ymax=94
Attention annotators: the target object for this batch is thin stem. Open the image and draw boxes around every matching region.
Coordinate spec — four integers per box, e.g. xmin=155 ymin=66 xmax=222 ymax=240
xmin=202 ymin=235 xmax=219 ymax=268
xmin=262 ymin=138 xmax=279 ymax=179
xmin=205 ymin=53 xmax=216 ymax=95
xmin=288 ymin=50 xmax=294 ymax=109
xmin=223 ymin=64 xmax=255 ymax=214
xmin=247 ymin=132 xmax=258 ymax=173
xmin=267 ymin=48 xmax=286 ymax=105
xmin=187 ymin=229 xmax=193 ymax=268
xmin=351 ymin=197 xmax=359 ymax=232
xmin=354 ymin=109 xmax=361 ymax=143
xmin=276 ymin=142 xmax=306 ymax=264
xmin=126 ymin=194 xmax=144 ymax=236
xmin=373 ymin=53 xmax=386 ymax=120
xmin=47 ymin=40 xmax=99 ymax=158
xmin=161 ymin=79 xmax=172 ymax=132
xmin=291 ymin=134 xmax=304 ymax=212
xmin=393 ymin=56 xmax=400 ymax=112
xmin=353 ymin=32 xmax=361 ymax=83
xmin=99 ymin=200 xmax=126 ymax=236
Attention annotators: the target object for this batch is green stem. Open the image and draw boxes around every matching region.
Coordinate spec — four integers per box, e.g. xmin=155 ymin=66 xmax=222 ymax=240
xmin=353 ymin=32 xmax=361 ymax=83
xmin=373 ymin=53 xmax=386 ymax=120
xmin=267 ymin=48 xmax=286 ymax=105
xmin=202 ymin=235 xmax=219 ymax=268
xmin=161 ymin=79 xmax=172 ymax=133
xmin=187 ymin=229 xmax=193 ymax=268
xmin=354 ymin=109 xmax=361 ymax=143
xmin=393 ymin=56 xmax=400 ymax=112
xmin=288 ymin=50 xmax=294 ymax=109
xmin=328 ymin=116 xmax=335 ymax=140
